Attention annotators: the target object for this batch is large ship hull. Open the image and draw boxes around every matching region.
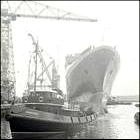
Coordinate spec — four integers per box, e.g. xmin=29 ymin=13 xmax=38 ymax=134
xmin=65 ymin=46 xmax=120 ymax=113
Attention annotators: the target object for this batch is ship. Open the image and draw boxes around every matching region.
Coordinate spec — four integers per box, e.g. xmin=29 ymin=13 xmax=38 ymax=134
xmin=65 ymin=46 xmax=120 ymax=114
xmin=6 ymin=34 xmax=97 ymax=134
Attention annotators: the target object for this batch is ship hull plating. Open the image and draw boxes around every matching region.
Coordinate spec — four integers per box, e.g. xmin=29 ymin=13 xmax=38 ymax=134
xmin=66 ymin=46 xmax=120 ymax=113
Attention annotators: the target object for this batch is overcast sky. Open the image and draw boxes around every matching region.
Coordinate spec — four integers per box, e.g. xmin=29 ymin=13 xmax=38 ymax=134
xmin=7 ymin=1 xmax=139 ymax=97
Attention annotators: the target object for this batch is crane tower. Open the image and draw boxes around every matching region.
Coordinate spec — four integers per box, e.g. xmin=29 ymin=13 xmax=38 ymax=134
xmin=1 ymin=8 xmax=16 ymax=103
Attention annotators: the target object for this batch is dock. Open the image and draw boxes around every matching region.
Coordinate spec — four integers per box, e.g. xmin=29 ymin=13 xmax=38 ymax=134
xmin=1 ymin=104 xmax=25 ymax=139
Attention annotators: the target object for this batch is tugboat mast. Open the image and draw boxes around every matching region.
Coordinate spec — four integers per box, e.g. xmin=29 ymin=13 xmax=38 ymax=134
xmin=28 ymin=33 xmax=38 ymax=94
xmin=34 ymin=41 xmax=38 ymax=94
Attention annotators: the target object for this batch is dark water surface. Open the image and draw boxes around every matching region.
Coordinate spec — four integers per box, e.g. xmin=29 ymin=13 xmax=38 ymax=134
xmin=13 ymin=104 xmax=139 ymax=139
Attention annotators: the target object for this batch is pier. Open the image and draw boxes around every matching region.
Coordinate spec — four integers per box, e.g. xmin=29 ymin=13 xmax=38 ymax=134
xmin=1 ymin=104 xmax=25 ymax=139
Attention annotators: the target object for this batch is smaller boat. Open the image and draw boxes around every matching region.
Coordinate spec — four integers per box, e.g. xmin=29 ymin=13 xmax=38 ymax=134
xmin=134 ymin=112 xmax=139 ymax=125
xmin=134 ymin=103 xmax=139 ymax=108
xmin=6 ymin=34 xmax=97 ymax=134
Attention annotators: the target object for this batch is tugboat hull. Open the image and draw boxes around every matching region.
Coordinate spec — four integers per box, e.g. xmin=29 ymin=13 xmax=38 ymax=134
xmin=7 ymin=108 xmax=96 ymax=132
xmin=8 ymin=115 xmax=82 ymax=132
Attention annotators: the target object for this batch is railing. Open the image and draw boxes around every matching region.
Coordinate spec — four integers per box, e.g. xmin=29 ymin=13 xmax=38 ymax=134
xmin=1 ymin=103 xmax=25 ymax=118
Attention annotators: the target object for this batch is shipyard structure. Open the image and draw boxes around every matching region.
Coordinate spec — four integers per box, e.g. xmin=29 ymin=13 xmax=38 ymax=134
xmin=65 ymin=46 xmax=120 ymax=114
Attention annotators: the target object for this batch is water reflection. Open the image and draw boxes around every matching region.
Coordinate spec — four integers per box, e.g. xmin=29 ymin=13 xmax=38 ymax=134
xmin=67 ymin=105 xmax=139 ymax=139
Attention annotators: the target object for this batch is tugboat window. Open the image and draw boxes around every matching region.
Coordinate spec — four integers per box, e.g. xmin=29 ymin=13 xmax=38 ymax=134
xmin=39 ymin=96 xmax=43 ymax=102
xmin=24 ymin=99 xmax=27 ymax=103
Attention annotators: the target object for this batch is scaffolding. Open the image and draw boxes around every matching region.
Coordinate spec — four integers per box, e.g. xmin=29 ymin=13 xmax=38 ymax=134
xmin=1 ymin=9 xmax=16 ymax=104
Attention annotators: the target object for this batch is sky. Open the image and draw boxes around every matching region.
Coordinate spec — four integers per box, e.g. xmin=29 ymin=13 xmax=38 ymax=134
xmin=4 ymin=1 xmax=139 ymax=97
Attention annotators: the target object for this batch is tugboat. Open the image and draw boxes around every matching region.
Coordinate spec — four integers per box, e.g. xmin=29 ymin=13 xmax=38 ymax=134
xmin=6 ymin=34 xmax=97 ymax=133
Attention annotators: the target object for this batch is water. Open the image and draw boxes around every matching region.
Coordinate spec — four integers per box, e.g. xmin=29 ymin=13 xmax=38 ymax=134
xmin=12 ymin=104 xmax=139 ymax=139
xmin=68 ymin=104 xmax=139 ymax=139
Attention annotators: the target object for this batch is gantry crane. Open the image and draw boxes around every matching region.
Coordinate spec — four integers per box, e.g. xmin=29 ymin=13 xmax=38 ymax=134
xmin=1 ymin=1 xmax=97 ymax=103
